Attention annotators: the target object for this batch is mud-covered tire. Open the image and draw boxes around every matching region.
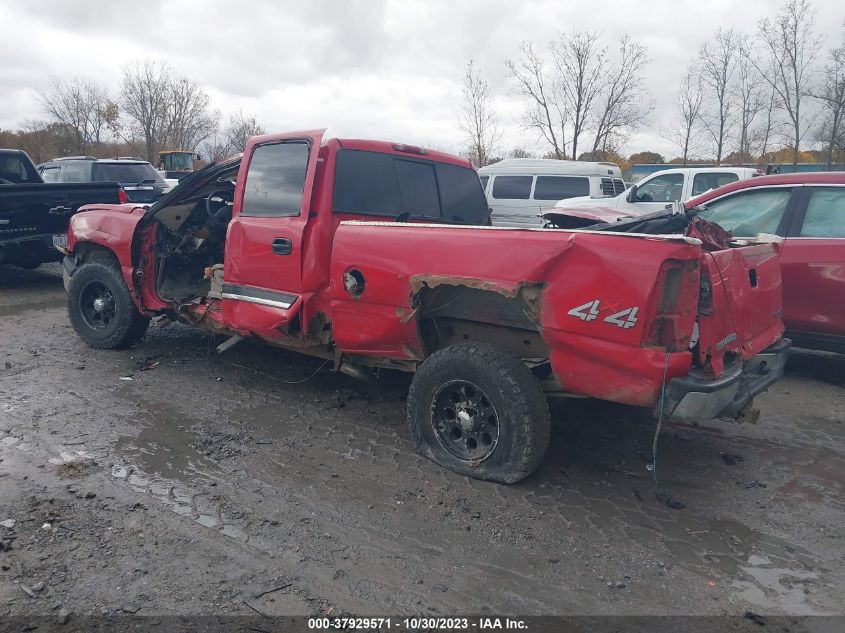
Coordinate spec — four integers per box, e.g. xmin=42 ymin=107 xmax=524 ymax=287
xmin=408 ymin=343 xmax=551 ymax=484
xmin=67 ymin=261 xmax=149 ymax=349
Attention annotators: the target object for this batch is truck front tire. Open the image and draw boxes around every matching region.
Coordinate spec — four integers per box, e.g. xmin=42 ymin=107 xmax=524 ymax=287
xmin=408 ymin=343 xmax=551 ymax=484
xmin=67 ymin=262 xmax=149 ymax=349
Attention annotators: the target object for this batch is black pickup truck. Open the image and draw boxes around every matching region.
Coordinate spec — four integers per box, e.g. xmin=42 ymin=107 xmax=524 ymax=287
xmin=1 ymin=149 xmax=121 ymax=269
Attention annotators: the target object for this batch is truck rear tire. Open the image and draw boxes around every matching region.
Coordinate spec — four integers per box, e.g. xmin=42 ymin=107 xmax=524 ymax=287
xmin=67 ymin=261 xmax=149 ymax=349
xmin=408 ymin=343 xmax=551 ymax=483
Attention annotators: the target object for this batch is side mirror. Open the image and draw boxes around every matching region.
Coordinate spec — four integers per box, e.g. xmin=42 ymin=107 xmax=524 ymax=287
xmin=626 ymin=185 xmax=638 ymax=203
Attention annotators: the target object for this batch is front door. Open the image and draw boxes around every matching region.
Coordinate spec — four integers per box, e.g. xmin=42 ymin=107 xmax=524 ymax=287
xmin=780 ymin=185 xmax=845 ymax=345
xmin=626 ymin=172 xmax=686 ymax=213
xmin=222 ymin=130 xmax=324 ymax=339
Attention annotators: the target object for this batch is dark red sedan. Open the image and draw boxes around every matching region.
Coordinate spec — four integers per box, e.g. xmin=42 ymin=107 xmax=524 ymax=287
xmin=689 ymin=173 xmax=845 ymax=354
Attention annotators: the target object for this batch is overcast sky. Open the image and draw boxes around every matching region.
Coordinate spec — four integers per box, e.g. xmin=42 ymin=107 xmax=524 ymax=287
xmin=1 ymin=0 xmax=843 ymax=159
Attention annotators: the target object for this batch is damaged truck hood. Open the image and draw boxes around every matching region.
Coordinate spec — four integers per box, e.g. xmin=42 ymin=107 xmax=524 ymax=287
xmin=144 ymin=156 xmax=241 ymax=228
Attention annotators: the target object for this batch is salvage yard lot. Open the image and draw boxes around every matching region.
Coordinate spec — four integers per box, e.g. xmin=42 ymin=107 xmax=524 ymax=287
xmin=1 ymin=264 xmax=843 ymax=617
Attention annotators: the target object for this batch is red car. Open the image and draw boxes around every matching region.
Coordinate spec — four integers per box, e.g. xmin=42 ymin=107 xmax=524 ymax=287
xmin=689 ymin=173 xmax=845 ymax=355
xmin=60 ymin=130 xmax=788 ymax=483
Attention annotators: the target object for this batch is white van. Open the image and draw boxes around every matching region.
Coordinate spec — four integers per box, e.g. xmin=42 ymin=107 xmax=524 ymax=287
xmin=478 ymin=159 xmax=624 ymax=227
xmin=553 ymin=166 xmax=763 ymax=216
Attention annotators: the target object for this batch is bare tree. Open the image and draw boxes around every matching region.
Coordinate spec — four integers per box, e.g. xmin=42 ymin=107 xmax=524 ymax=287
xmin=590 ymin=34 xmax=652 ymax=156
xmin=38 ymin=78 xmax=114 ymax=155
xmin=698 ymin=28 xmax=739 ymax=163
xmin=120 ymin=60 xmax=216 ymax=163
xmin=811 ymin=34 xmax=845 ymax=168
xmin=551 ymin=30 xmax=606 ymax=160
xmin=164 ymin=78 xmax=218 ymax=154
xmin=506 ymin=42 xmax=566 ymax=159
xmin=203 ymin=111 xmax=266 ymax=161
xmin=735 ymin=42 xmax=766 ymax=161
xmin=752 ymin=0 xmax=822 ymax=166
xmin=508 ymin=148 xmax=535 ymax=159
xmin=752 ymin=84 xmax=783 ymax=159
xmin=457 ymin=60 xmax=500 ymax=166
xmin=669 ymin=68 xmax=705 ymax=165
xmin=223 ymin=111 xmax=265 ymax=155
xmin=120 ymin=60 xmax=175 ymax=162
xmin=18 ymin=120 xmax=53 ymax=164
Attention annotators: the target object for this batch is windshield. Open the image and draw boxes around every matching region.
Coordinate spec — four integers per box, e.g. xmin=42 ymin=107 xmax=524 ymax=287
xmin=93 ymin=162 xmax=163 ymax=184
xmin=162 ymin=152 xmax=193 ymax=171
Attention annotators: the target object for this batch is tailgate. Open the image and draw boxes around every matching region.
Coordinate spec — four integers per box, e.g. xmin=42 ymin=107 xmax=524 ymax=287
xmin=696 ymin=243 xmax=784 ymax=377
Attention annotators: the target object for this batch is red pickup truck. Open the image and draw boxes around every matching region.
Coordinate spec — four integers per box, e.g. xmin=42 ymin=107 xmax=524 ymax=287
xmin=61 ymin=130 xmax=789 ymax=483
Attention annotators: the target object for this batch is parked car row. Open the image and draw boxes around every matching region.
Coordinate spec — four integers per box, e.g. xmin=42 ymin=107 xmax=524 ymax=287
xmin=37 ymin=156 xmax=170 ymax=203
xmin=478 ymin=159 xmax=764 ymax=227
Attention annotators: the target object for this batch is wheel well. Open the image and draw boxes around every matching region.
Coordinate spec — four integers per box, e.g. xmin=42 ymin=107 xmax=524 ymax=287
xmin=74 ymin=242 xmax=120 ymax=267
xmin=415 ymin=284 xmax=549 ymax=361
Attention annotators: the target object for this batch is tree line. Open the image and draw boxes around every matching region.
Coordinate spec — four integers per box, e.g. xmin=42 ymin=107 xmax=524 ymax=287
xmin=459 ymin=0 xmax=845 ymax=169
xmin=0 ymin=60 xmax=264 ymax=165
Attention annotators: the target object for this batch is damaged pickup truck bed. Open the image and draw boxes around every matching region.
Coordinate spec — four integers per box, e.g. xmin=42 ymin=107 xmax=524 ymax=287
xmin=61 ymin=130 xmax=789 ymax=483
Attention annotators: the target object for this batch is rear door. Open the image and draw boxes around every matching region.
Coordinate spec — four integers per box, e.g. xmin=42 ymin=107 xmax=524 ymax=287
xmin=689 ymin=171 xmax=740 ymax=198
xmin=780 ymin=185 xmax=845 ymax=344
xmin=222 ymin=130 xmax=324 ymax=337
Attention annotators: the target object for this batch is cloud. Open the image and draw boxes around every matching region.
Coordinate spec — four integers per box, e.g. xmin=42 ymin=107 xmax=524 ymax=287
xmin=1 ymin=0 xmax=842 ymax=159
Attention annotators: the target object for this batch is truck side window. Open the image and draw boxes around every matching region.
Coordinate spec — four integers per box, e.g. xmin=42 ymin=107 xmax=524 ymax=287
xmin=333 ymin=150 xmax=402 ymax=216
xmin=241 ymin=142 xmax=309 ymax=217
xmin=479 ymin=175 xmax=489 ymax=191
xmin=800 ymin=188 xmax=845 ymax=238
xmin=697 ymin=188 xmax=792 ymax=237
xmin=332 ymin=150 xmax=488 ymax=224
xmin=435 ymin=162 xmax=489 ymax=224
xmin=635 ymin=173 xmax=684 ymax=202
xmin=40 ymin=166 xmax=61 ymax=183
xmin=395 ymin=159 xmax=440 ymax=218
xmin=692 ymin=172 xmax=739 ymax=196
xmin=491 ymin=176 xmax=532 ymax=200
xmin=63 ymin=162 xmax=91 ymax=183
xmin=533 ymin=176 xmax=589 ymax=200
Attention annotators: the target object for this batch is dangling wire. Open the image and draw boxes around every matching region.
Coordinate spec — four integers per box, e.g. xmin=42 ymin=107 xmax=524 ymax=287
xmin=651 ymin=351 xmax=685 ymax=509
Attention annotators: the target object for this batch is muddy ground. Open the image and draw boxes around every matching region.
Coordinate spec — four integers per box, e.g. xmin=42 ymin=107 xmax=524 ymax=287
xmin=0 ymin=263 xmax=843 ymax=619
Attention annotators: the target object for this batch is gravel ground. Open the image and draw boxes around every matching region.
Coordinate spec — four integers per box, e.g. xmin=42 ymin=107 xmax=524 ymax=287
xmin=0 ymin=263 xmax=843 ymax=619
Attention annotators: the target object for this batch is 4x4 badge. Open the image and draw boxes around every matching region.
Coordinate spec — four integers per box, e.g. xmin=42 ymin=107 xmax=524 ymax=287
xmin=567 ymin=300 xmax=600 ymax=322
xmin=568 ymin=301 xmax=639 ymax=329
xmin=604 ymin=307 xmax=639 ymax=329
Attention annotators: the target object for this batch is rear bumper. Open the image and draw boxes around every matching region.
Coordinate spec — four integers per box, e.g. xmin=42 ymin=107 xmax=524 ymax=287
xmin=659 ymin=339 xmax=791 ymax=422
xmin=0 ymin=234 xmax=64 ymax=265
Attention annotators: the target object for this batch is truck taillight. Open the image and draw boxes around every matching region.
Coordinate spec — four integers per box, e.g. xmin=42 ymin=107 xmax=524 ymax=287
xmin=118 ymin=189 xmax=128 ymax=204
xmin=643 ymin=261 xmax=698 ymax=351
